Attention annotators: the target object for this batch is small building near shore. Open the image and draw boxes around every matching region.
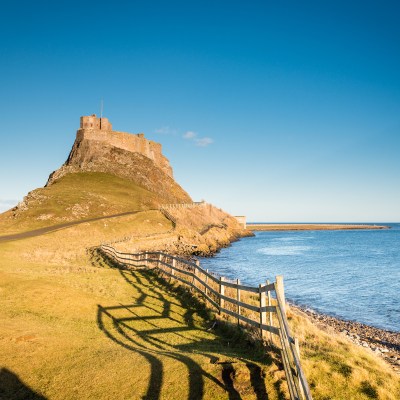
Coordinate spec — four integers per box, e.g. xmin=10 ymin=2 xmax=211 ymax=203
xmin=234 ymin=216 xmax=246 ymax=229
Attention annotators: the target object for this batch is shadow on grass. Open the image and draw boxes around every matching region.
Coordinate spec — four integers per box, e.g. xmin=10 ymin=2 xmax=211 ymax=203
xmin=0 ymin=368 xmax=47 ymax=400
xmin=92 ymin=249 xmax=284 ymax=400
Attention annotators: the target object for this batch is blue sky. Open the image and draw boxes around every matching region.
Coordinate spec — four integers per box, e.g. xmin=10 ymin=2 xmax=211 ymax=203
xmin=1 ymin=0 xmax=399 ymax=222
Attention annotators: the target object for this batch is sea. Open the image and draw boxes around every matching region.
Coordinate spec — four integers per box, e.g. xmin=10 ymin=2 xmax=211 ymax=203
xmin=199 ymin=223 xmax=400 ymax=333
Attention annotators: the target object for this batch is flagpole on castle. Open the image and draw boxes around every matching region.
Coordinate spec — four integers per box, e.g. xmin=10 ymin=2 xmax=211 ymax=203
xmin=99 ymin=99 xmax=104 ymax=129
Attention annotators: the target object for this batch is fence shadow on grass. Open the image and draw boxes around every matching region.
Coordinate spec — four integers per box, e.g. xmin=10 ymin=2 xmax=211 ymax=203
xmin=92 ymin=249 xmax=282 ymax=400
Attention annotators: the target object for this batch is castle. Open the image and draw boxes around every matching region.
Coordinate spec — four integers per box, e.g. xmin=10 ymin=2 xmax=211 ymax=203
xmin=77 ymin=114 xmax=173 ymax=177
xmin=80 ymin=114 xmax=113 ymax=131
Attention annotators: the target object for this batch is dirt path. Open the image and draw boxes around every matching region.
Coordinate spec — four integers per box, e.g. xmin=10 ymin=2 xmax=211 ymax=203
xmin=0 ymin=211 xmax=138 ymax=243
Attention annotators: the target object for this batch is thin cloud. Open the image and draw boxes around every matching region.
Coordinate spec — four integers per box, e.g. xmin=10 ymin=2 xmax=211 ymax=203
xmin=183 ymin=131 xmax=197 ymax=139
xmin=154 ymin=126 xmax=177 ymax=135
xmin=195 ymin=137 xmax=214 ymax=147
xmin=183 ymin=130 xmax=213 ymax=147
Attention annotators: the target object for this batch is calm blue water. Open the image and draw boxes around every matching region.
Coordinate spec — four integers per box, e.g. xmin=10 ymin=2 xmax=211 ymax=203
xmin=200 ymin=224 xmax=400 ymax=332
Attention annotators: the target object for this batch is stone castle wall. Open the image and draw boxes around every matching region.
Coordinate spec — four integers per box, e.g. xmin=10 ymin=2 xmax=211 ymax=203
xmin=76 ymin=115 xmax=173 ymax=177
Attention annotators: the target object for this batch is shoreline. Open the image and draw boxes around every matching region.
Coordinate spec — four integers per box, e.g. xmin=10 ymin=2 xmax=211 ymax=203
xmin=290 ymin=303 xmax=400 ymax=373
xmin=247 ymin=223 xmax=389 ymax=231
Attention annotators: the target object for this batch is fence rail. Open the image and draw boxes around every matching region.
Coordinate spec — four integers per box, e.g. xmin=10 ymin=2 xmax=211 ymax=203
xmin=99 ymin=244 xmax=313 ymax=400
xmin=160 ymin=201 xmax=207 ymax=209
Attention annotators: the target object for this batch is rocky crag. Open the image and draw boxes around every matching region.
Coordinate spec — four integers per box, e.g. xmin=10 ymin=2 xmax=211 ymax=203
xmin=46 ymin=114 xmax=191 ymax=204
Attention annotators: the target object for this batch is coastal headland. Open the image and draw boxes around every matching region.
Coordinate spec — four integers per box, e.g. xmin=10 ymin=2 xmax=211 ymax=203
xmin=1 ymin=116 xmax=399 ymax=398
xmin=248 ymin=223 xmax=389 ymax=231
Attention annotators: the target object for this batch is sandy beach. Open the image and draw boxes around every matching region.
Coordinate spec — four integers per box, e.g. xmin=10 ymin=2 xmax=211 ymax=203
xmin=248 ymin=224 xmax=389 ymax=231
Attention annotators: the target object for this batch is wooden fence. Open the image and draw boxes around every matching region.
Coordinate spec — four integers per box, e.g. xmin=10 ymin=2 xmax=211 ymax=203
xmin=160 ymin=201 xmax=207 ymax=209
xmin=99 ymin=244 xmax=313 ymax=400
xmin=159 ymin=202 xmax=208 ymax=225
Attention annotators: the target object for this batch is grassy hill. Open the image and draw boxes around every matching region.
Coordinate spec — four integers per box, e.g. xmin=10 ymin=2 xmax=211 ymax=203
xmin=0 ymin=172 xmax=163 ymax=235
xmin=0 ymin=171 xmax=249 ymax=257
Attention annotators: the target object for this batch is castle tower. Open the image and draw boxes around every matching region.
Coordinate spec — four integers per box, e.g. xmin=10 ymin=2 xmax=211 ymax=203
xmin=80 ymin=114 xmax=112 ymax=131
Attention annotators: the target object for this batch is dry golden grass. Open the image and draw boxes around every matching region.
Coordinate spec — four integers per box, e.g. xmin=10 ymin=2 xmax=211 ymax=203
xmin=0 ymin=215 xmax=285 ymax=400
xmin=288 ymin=309 xmax=400 ymax=400
xmin=0 ymin=172 xmax=161 ymax=235
xmin=1 ymin=201 xmax=399 ymax=399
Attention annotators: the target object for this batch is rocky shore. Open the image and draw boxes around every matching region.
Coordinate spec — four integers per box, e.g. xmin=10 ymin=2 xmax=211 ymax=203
xmin=291 ymin=304 xmax=400 ymax=373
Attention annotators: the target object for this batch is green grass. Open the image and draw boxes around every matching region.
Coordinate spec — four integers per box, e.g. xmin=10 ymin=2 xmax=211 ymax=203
xmin=0 ymin=172 xmax=160 ymax=235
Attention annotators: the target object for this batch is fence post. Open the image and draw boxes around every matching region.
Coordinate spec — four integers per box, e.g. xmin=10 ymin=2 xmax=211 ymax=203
xmin=205 ymin=269 xmax=209 ymax=297
xmin=158 ymin=253 xmax=162 ymax=270
xmin=193 ymin=260 xmax=199 ymax=290
xmin=259 ymin=283 xmax=266 ymax=339
xmin=219 ymin=277 xmax=225 ymax=315
xmin=237 ymin=279 xmax=241 ymax=326
xmin=171 ymin=258 xmax=176 ymax=277
xmin=294 ymin=337 xmax=305 ymax=398
xmin=267 ymin=279 xmax=273 ymax=344
xmin=193 ymin=266 xmax=197 ymax=290
xmin=276 ymin=275 xmax=286 ymax=316
xmin=294 ymin=337 xmax=300 ymax=360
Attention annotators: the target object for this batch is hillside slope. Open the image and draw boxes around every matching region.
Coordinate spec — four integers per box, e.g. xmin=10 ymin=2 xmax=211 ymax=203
xmin=116 ymin=203 xmax=252 ymax=256
xmin=0 ymin=172 xmax=162 ymax=234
